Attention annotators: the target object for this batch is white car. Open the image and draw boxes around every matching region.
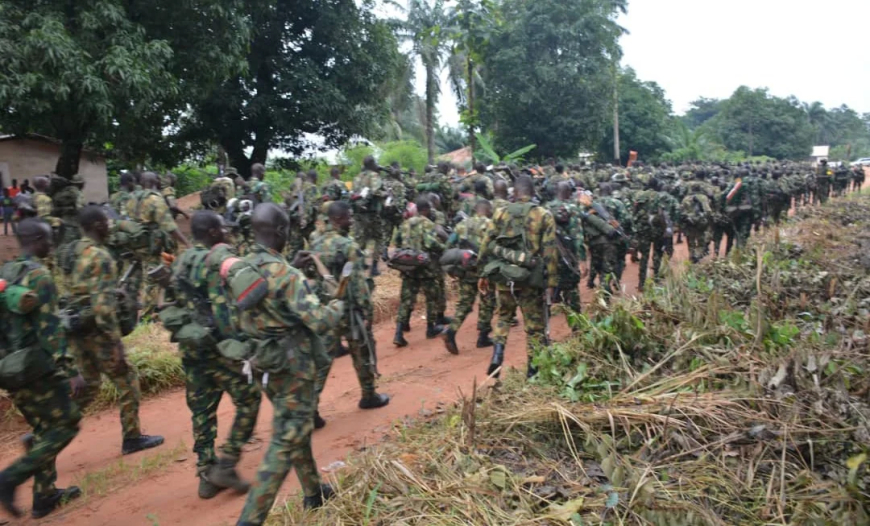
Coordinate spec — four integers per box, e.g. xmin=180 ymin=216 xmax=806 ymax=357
xmin=851 ymin=157 xmax=870 ymax=167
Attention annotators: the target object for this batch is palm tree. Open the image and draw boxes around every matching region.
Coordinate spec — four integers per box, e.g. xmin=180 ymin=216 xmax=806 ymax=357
xmin=803 ymin=101 xmax=831 ymax=144
xmin=389 ymin=0 xmax=451 ymax=163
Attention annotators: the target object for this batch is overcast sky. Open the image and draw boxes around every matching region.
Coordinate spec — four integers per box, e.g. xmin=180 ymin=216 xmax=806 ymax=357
xmin=434 ymin=0 xmax=870 ymax=126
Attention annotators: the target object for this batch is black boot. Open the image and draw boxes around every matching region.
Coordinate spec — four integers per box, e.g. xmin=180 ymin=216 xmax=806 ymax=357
xmin=333 ymin=343 xmax=350 ymax=358
xmin=0 ymin=472 xmax=21 ymax=518
xmin=476 ymin=330 xmax=493 ymax=348
xmin=198 ymin=471 xmax=223 ymax=500
xmin=314 ymin=411 xmax=327 ymax=429
xmin=487 ymin=344 xmax=505 ymax=378
xmin=359 ymin=393 xmax=391 ymax=409
xmin=21 ymin=433 xmax=34 ymax=452
xmin=426 ymin=322 xmax=445 ymax=339
xmin=208 ymin=457 xmax=250 ymax=493
xmin=401 ymin=321 xmax=411 ymax=333
xmin=443 ymin=328 xmax=459 ymax=355
xmin=31 ymin=486 xmax=81 ymax=519
xmin=122 ymin=434 xmax=164 ymax=455
xmin=394 ymin=323 xmax=408 ymax=347
xmin=370 ymin=260 xmax=381 ymax=277
xmin=303 ymin=484 xmax=335 ymax=510
xmin=436 ymin=313 xmax=453 ymax=325
xmin=526 ymin=356 xmax=539 ymax=379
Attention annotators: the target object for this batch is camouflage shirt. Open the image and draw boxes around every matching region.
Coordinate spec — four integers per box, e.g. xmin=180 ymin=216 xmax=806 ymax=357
xmin=126 ymin=189 xmax=179 ymax=234
xmin=352 ymin=170 xmax=384 ymax=214
xmin=69 ymin=237 xmax=122 ymax=343
xmin=309 ymin=224 xmax=373 ymax=318
xmin=392 ymin=215 xmax=445 ymax=256
xmin=321 ymin=179 xmax=347 ymax=202
xmin=250 ymin=179 xmax=272 ymax=204
xmin=546 ymin=199 xmax=586 ymax=261
xmin=110 ymin=190 xmax=134 ymax=218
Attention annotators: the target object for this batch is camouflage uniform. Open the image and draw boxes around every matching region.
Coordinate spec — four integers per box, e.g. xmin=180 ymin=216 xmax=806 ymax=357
xmin=351 ymin=170 xmax=385 ymax=262
xmin=416 ymin=172 xmax=454 ymax=217
xmin=126 ymin=188 xmax=181 ymax=303
xmin=285 ymin=181 xmax=320 ymax=257
xmin=600 ymin=195 xmax=632 ymax=281
xmin=320 ymin=179 xmax=347 ymax=203
xmin=110 ymin=190 xmax=134 ymax=219
xmin=815 ymin=167 xmax=832 ymax=205
xmin=250 ymin=179 xmax=272 ymax=204
xmin=235 ymin=244 xmax=342 ymax=526
xmin=392 ymin=215 xmax=445 ymax=326
xmin=309 ymin=224 xmax=378 ymax=398
xmin=34 ymin=191 xmax=58 ymax=226
xmin=632 ymin=190 xmax=670 ymax=286
xmin=546 ymin=199 xmax=585 ymax=312
xmin=380 ymin=176 xmax=408 ymax=256
xmin=492 ymin=197 xmax=511 ymax=211
xmin=478 ymin=197 xmax=557 ymax=353
xmin=459 ymin=171 xmax=494 ymax=200
xmin=170 ymin=243 xmax=261 ymax=476
xmin=724 ymin=176 xmax=762 ymax=249
xmin=581 ymin=203 xmax=619 ymax=294
xmin=0 ymin=256 xmax=82 ymax=504
xmin=67 ymin=237 xmax=143 ymax=440
xmin=447 ymin=215 xmax=495 ymax=333
xmin=678 ymin=188 xmax=713 ymax=263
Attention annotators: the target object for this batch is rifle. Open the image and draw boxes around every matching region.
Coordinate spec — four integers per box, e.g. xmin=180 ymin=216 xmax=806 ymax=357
xmin=590 ymin=201 xmax=628 ymax=239
xmin=554 ymin=235 xmax=582 ymax=277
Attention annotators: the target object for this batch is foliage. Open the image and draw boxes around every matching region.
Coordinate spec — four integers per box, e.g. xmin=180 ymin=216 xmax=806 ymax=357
xmin=599 ymin=67 xmax=674 ymax=163
xmin=478 ymin=0 xmax=626 ymax=159
xmin=435 ymin=125 xmax=468 ymax=154
xmin=0 ymin=0 xmax=249 ymax=176
xmin=171 ymin=165 xmax=216 ymax=198
xmin=379 ymin=140 xmax=429 ymax=175
xmin=474 ymin=133 xmax=535 ymax=164
xmin=339 ymin=143 xmax=377 ymax=174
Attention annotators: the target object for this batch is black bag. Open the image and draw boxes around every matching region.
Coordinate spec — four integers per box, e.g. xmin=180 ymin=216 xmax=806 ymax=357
xmin=439 ymin=248 xmax=477 ymax=278
xmin=387 ymin=249 xmax=430 ymax=275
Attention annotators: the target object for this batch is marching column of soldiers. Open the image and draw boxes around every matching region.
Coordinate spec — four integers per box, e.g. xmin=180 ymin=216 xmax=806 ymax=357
xmin=0 ymin=155 xmax=864 ymax=523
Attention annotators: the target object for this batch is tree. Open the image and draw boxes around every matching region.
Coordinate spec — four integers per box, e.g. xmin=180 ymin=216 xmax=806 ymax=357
xmin=183 ymin=0 xmax=402 ymax=177
xmin=599 ymin=68 xmax=673 ymax=163
xmin=0 ymin=0 xmax=249 ymax=177
xmin=682 ymin=98 xmax=722 ymax=129
xmin=478 ymin=0 xmax=627 ymax=159
xmin=390 ymin=0 xmax=451 ymax=164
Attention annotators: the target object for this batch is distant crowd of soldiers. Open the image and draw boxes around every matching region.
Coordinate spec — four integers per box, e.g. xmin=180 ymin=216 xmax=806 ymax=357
xmin=0 ymin=154 xmax=863 ymax=523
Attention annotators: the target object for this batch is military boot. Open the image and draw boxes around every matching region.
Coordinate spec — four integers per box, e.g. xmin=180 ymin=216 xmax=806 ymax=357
xmin=370 ymin=260 xmax=381 ymax=277
xmin=425 ymin=322 xmax=445 ymax=339
xmin=393 ymin=323 xmax=408 ymax=347
xmin=436 ymin=313 xmax=453 ymax=326
xmin=0 ymin=472 xmax=21 ymax=518
xmin=487 ymin=344 xmax=505 ymax=378
xmin=443 ymin=328 xmax=459 ymax=355
xmin=526 ymin=356 xmax=539 ymax=379
xmin=207 ymin=457 xmax=250 ymax=493
xmin=401 ymin=321 xmax=411 ymax=332
xmin=476 ymin=330 xmax=493 ymax=348
xmin=198 ymin=470 xmax=223 ymax=500
xmin=20 ymin=433 xmax=34 ymax=452
xmin=314 ymin=411 xmax=327 ymax=429
xmin=122 ymin=434 xmax=164 ymax=455
xmin=31 ymin=486 xmax=81 ymax=519
xmin=303 ymin=484 xmax=335 ymax=510
xmin=359 ymin=393 xmax=390 ymax=409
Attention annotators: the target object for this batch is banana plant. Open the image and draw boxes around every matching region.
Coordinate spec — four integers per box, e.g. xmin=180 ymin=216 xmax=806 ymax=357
xmin=475 ymin=132 xmax=536 ymax=163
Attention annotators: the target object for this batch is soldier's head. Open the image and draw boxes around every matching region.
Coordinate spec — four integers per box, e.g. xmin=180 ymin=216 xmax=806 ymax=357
xmin=415 ymin=196 xmax=432 ymax=218
xmin=475 ymin=199 xmax=493 ymax=219
xmin=71 ymin=174 xmax=85 ymax=189
xmin=33 ymin=176 xmax=49 ymax=192
xmin=473 ymin=178 xmax=489 ymax=197
xmin=331 ymin=167 xmax=341 ymax=180
xmin=251 ymin=163 xmax=266 ymax=180
xmin=598 ymin=182 xmax=612 ymax=197
xmin=474 ymin=162 xmax=487 ymax=174
xmin=191 ymin=211 xmax=226 ymax=247
xmin=306 ymin=169 xmax=318 ymax=183
xmin=163 ymin=172 xmax=177 ymax=188
xmin=514 ymin=175 xmax=534 ymax=198
xmin=17 ymin=218 xmax=52 ymax=258
xmin=555 ymin=163 xmax=565 ymax=174
xmin=428 ymin=192 xmax=442 ymax=211
xmin=647 ymin=177 xmax=662 ymax=191
xmin=363 ymin=156 xmax=377 ymax=171
xmin=120 ymin=173 xmax=136 ymax=191
xmin=494 ymin=179 xmax=508 ymax=199
xmin=437 ymin=161 xmax=450 ymax=175
xmin=79 ymin=205 xmax=110 ymax=243
xmin=327 ymin=200 xmax=352 ymax=233
xmin=140 ymin=172 xmax=160 ymax=190
xmin=251 ymin=203 xmax=289 ymax=252
xmin=556 ymin=180 xmax=573 ymax=200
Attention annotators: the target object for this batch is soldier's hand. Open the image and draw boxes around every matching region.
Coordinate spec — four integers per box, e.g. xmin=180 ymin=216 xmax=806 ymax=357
xmin=292 ymin=250 xmax=312 ymax=269
xmin=69 ymin=374 xmax=86 ymax=398
xmin=478 ymin=278 xmax=489 ymax=295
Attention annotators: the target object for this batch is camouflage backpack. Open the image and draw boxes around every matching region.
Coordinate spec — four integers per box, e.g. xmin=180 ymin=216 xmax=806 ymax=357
xmin=201 ymin=183 xmax=228 ymax=211
xmin=680 ymin=193 xmax=712 ymax=227
xmin=481 ymin=202 xmax=545 ymax=288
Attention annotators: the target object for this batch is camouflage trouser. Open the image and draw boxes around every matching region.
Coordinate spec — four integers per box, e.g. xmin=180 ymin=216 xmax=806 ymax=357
xmin=636 ymin=233 xmax=667 ymax=287
xmin=354 ymin=215 xmax=384 ymax=262
xmin=712 ymin=219 xmax=733 ymax=257
xmin=397 ymin=269 xmax=442 ymax=325
xmin=449 ymin=279 xmax=495 ymax=332
xmin=554 ymin=276 xmax=582 ymax=317
xmin=493 ymin=286 xmax=547 ymax=353
xmin=4 ymin=376 xmax=81 ymax=498
xmin=319 ymin=320 xmax=377 ymax=399
xmin=732 ymin=214 xmax=753 ymax=249
xmin=815 ymin=184 xmax=830 ymax=205
xmin=71 ymin=333 xmax=142 ymax=440
xmin=682 ymin=225 xmax=710 ymax=262
xmin=381 ymin=217 xmax=402 ymax=255
xmin=589 ymin=241 xmax=619 ymax=294
xmin=435 ymin=270 xmax=447 ymax=316
xmin=237 ymin=364 xmax=320 ymax=525
xmin=181 ymin=352 xmax=261 ymax=473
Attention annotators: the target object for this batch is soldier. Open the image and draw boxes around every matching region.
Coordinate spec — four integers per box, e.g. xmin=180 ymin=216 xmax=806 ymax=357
xmin=127 ymin=172 xmax=190 ymax=257
xmin=309 ymin=201 xmax=390 ymax=422
xmin=852 ymin=164 xmax=866 ymax=193
xmin=767 ymin=171 xmax=790 ymax=225
xmin=51 ymin=175 xmax=85 ymax=251
xmin=546 ymin=182 xmax=587 ymax=314
xmin=815 ymin=160 xmax=832 ymax=205
xmin=633 ymin=178 xmax=672 ymax=288
xmin=110 ymin=173 xmax=137 ymax=218
xmin=167 ymin=211 xmax=261 ymax=499
xmin=598 ymin=182 xmax=632 ymax=282
xmin=67 ymin=206 xmax=164 ymax=454
xmin=235 ymin=203 xmax=344 ymax=526
xmin=0 ymin=219 xmax=85 ymax=519
xmin=285 ymin=170 xmax=320 ymax=257
xmin=478 ymin=176 xmax=557 ymax=379
xmin=351 ymin=156 xmax=386 ymax=277
xmin=249 ymin=163 xmax=272 ymax=204
xmin=321 ymin=167 xmax=347 ymax=203
xmin=161 ymin=172 xmax=187 ymax=220
xmin=724 ymin=169 xmax=762 ymax=249
xmin=392 ymin=197 xmax=448 ymax=347
xmin=579 ymin=192 xmax=619 ymax=294
xmin=679 ymin=183 xmax=713 ymax=263
xmin=416 ymin=162 xmax=455 ymax=218
xmin=492 ymin=179 xmax=511 ymax=211
xmin=442 ymin=199 xmax=496 ymax=354
xmin=31 ymin=176 xmax=57 ymax=226
xmin=460 ymin=163 xmax=495 ymax=200
xmin=381 ymin=166 xmax=408 ymax=261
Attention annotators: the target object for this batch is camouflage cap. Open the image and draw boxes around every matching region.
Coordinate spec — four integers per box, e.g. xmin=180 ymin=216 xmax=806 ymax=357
xmin=610 ymin=173 xmax=627 ymax=183
xmin=71 ymin=174 xmax=85 ymax=185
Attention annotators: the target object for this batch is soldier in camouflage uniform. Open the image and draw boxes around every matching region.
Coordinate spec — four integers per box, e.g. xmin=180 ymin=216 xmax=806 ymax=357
xmin=392 ymin=197 xmax=448 ymax=346
xmin=427 ymin=193 xmax=451 ymax=325
xmin=249 ymin=163 xmax=272 ymax=205
xmin=815 ymin=161 xmax=832 ymax=205
xmin=235 ymin=203 xmax=344 ymax=526
xmin=633 ymin=179 xmax=672 ymax=288
xmin=284 ymin=170 xmax=320 ymax=257
xmin=380 ymin=167 xmax=408 ymax=261
xmin=67 ymin=206 xmax=164 ymax=454
xmin=599 ymin=182 xmax=632 ymax=282
xmin=321 ymin=167 xmax=347 ymax=203
xmin=546 ymin=182 xmax=587 ymax=314
xmin=766 ymin=171 xmax=790 ymax=225
xmin=724 ymin=170 xmax=762 ymax=249
xmin=31 ymin=176 xmax=59 ymax=233
xmin=478 ymin=176 xmax=558 ymax=379
xmin=459 ymin=163 xmax=495 ymax=200
xmin=442 ymin=199 xmax=495 ymax=354
xmin=0 ymin=219 xmax=85 ymax=519
xmin=167 ymin=211 xmax=261 ymax=499
xmin=110 ymin=173 xmax=137 ymax=218
xmin=352 ymin=156 xmax=386 ymax=277
xmin=492 ymin=179 xmax=511 ymax=211
xmin=416 ymin=162 xmax=455 ymax=218
xmin=679 ymin=183 xmax=713 ymax=263
xmin=579 ymin=193 xmax=619 ymax=294
xmin=309 ymin=201 xmax=390 ymax=421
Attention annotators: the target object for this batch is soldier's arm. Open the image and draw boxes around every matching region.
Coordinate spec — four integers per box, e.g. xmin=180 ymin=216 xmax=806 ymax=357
xmin=277 ymin=265 xmax=343 ymax=335
xmin=30 ymin=269 xmax=78 ymax=377
xmin=571 ymin=215 xmax=586 ymax=261
xmin=348 ymin=245 xmax=373 ymax=315
xmin=152 ymin=196 xmax=190 ymax=247
xmin=89 ymin=249 xmax=123 ymax=343
xmin=477 ymin=211 xmax=501 ymax=267
xmin=540 ymin=210 xmax=559 ymax=288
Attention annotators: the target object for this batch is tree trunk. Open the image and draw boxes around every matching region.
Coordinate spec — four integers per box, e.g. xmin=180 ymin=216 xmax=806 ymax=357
xmin=425 ymin=64 xmax=436 ymax=164
xmin=467 ymin=57 xmax=475 ymax=164
xmin=222 ymin=141 xmax=253 ymax=179
xmin=55 ymin=138 xmax=84 ymax=179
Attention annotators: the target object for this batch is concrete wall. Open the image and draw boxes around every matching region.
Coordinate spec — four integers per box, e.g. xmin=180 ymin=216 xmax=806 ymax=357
xmin=0 ymin=139 xmax=108 ymax=203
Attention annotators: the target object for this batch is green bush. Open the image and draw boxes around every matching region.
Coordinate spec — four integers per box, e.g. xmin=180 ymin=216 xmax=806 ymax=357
xmin=173 ymin=165 xmax=216 ymax=197
xmin=379 ymin=140 xmax=428 ymax=175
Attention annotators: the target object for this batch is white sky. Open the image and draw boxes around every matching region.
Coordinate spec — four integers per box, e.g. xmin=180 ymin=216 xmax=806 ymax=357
xmin=433 ymin=0 xmax=870 ymax=126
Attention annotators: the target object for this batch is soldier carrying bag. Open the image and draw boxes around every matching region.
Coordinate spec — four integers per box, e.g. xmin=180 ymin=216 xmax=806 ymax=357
xmin=481 ymin=202 xmax=544 ymax=289
xmin=387 ymin=248 xmax=430 ymax=275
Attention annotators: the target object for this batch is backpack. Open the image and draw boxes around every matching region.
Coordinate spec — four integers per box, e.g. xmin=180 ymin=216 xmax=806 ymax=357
xmin=439 ymin=248 xmax=477 ymax=278
xmin=158 ymin=247 xmax=220 ymax=348
xmin=201 ymin=183 xmax=228 ymax=210
xmin=0 ymin=261 xmax=56 ymax=390
xmin=680 ymin=194 xmax=712 ymax=227
xmin=480 ymin=202 xmax=545 ymax=289
xmin=107 ymin=219 xmax=150 ymax=256
xmin=133 ymin=190 xmax=173 ymax=256
xmin=387 ymin=248 xmax=431 ymax=275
